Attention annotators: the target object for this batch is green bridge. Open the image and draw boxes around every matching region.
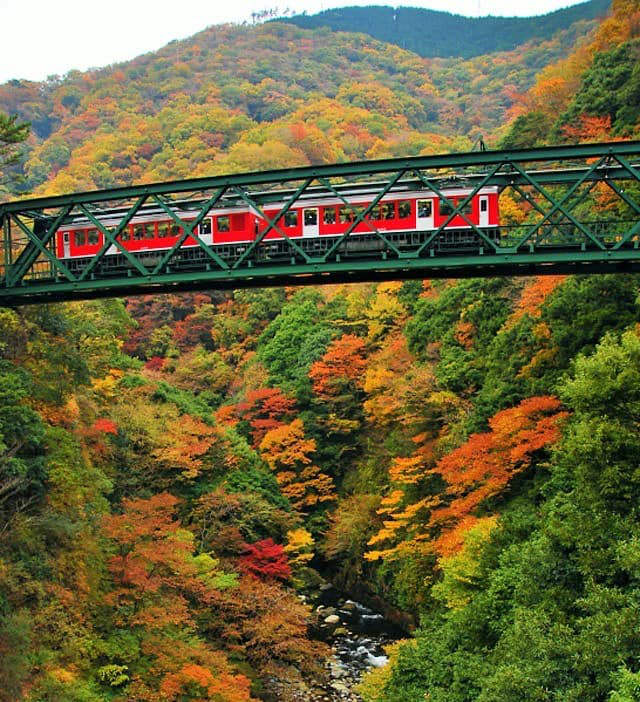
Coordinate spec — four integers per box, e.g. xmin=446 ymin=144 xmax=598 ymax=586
xmin=1 ymin=140 xmax=640 ymax=306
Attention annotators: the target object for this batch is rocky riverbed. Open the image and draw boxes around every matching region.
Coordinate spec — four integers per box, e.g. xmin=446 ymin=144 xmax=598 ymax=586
xmin=308 ymin=587 xmax=400 ymax=701
xmin=261 ymin=582 xmax=403 ymax=701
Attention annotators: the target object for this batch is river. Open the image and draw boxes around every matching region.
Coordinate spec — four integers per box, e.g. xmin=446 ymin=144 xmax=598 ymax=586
xmin=321 ymin=599 xmax=394 ymax=700
xmin=309 ymin=587 xmax=402 ymax=701
xmin=261 ymin=585 xmax=403 ymax=701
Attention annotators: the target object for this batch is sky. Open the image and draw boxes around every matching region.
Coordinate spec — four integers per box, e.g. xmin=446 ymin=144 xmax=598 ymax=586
xmin=1 ymin=0 xmax=591 ymax=84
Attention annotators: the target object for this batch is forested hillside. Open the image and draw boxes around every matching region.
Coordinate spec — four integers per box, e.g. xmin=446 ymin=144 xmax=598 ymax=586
xmin=2 ymin=0 xmax=640 ymax=700
xmin=0 ymin=0 xmax=610 ymax=198
xmin=283 ymin=0 xmax=610 ymax=58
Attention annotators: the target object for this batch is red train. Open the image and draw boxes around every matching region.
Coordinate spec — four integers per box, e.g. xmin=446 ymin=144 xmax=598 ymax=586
xmin=55 ymin=186 xmax=500 ymax=265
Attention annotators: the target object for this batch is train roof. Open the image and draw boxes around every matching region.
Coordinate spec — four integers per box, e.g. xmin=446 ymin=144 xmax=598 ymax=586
xmin=25 ymin=160 xmax=640 ymax=228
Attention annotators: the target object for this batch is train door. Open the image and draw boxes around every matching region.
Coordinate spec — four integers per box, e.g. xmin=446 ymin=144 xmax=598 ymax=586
xmin=303 ymin=208 xmax=319 ymax=237
xmin=479 ymin=196 xmax=489 ymax=227
xmin=199 ymin=217 xmax=213 ymax=245
xmin=62 ymin=232 xmax=71 ymax=258
xmin=416 ymin=199 xmax=434 ymax=230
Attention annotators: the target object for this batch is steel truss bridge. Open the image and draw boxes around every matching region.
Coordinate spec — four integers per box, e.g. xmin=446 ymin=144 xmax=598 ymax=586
xmin=1 ymin=140 xmax=640 ymax=306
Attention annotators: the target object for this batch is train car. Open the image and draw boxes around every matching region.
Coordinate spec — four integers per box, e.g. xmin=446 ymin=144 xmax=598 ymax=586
xmin=55 ymin=186 xmax=500 ymax=265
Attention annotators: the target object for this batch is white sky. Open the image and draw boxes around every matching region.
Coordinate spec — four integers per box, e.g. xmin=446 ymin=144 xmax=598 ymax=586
xmin=1 ymin=0 xmax=593 ymax=84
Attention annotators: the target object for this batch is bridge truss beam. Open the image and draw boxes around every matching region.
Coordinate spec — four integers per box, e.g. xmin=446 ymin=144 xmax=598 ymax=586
xmin=1 ymin=140 xmax=640 ymax=305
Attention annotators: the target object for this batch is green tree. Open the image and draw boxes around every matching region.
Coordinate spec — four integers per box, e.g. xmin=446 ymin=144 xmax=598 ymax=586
xmin=257 ymin=289 xmax=333 ymax=395
xmin=0 ymin=112 xmax=29 ymax=194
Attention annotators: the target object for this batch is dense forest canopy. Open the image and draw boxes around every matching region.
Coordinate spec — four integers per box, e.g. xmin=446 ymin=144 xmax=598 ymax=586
xmin=2 ymin=0 xmax=640 ymax=700
xmin=282 ymin=0 xmax=611 ymax=58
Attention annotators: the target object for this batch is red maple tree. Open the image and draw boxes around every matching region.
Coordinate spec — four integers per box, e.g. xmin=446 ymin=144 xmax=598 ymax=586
xmin=239 ymin=538 xmax=291 ymax=581
xmin=234 ymin=387 xmax=296 ymax=447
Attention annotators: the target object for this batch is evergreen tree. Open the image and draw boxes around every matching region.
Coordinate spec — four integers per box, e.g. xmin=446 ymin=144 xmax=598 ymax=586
xmin=0 ymin=111 xmax=29 ymax=195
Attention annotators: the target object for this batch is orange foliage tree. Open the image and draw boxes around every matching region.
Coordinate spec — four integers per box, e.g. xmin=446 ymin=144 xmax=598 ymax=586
xmin=233 ymin=387 xmax=296 ymax=447
xmin=428 ymin=395 xmax=569 ymax=556
xmin=506 ymin=0 xmax=640 ymax=127
xmin=561 ymin=114 xmax=613 ymax=142
xmin=103 ymin=493 xmax=253 ymax=702
xmin=367 ymin=396 xmax=567 ymax=563
xmin=259 ymin=418 xmax=336 ymax=512
xmin=505 ymin=275 xmax=567 ymax=328
xmin=308 ymin=333 xmax=367 ymax=399
xmin=205 ymin=575 xmax=329 ymax=685
xmin=308 ymin=333 xmax=368 ymax=440
xmin=160 ymin=663 xmax=252 ymax=702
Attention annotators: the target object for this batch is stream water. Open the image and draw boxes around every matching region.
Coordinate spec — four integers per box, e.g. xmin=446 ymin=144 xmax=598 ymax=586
xmin=308 ymin=591 xmax=401 ymax=701
xmin=263 ymin=586 xmax=402 ymax=701
xmin=321 ymin=600 xmax=394 ymax=700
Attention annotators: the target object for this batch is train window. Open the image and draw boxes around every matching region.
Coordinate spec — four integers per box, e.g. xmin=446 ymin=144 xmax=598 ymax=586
xmin=88 ymin=229 xmax=99 ymax=245
xmin=133 ymin=224 xmax=145 ymax=240
xmin=284 ymin=211 xmax=298 ymax=227
xmin=304 ymin=209 xmax=318 ymax=226
xmin=382 ymin=202 xmax=395 ymax=219
xmin=398 ymin=201 xmax=411 ymax=219
xmin=440 ymin=198 xmax=472 ymax=217
xmin=144 ymin=223 xmax=155 ymax=239
xmin=418 ymin=200 xmax=432 ymax=218
xmin=75 ymin=230 xmax=86 ymax=246
xmin=439 ymin=199 xmax=455 ymax=217
xmin=323 ymin=207 xmax=336 ymax=225
xmin=339 ymin=206 xmax=354 ymax=224
xmin=459 ymin=198 xmax=472 ymax=215
xmin=201 ymin=219 xmax=212 ymax=235
xmin=353 ymin=206 xmax=366 ymax=221
xmin=119 ymin=226 xmax=130 ymax=242
xmin=480 ymin=198 xmax=488 ymax=212
xmin=170 ymin=223 xmax=183 ymax=237
xmin=217 ymin=216 xmax=230 ymax=232
xmin=371 ymin=204 xmax=383 ymax=220
xmin=157 ymin=222 xmax=170 ymax=238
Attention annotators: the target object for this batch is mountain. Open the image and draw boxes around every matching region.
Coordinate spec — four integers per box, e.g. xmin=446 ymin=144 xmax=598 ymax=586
xmin=281 ymin=0 xmax=611 ymax=58
xmin=0 ymin=8 xmax=602 ymax=198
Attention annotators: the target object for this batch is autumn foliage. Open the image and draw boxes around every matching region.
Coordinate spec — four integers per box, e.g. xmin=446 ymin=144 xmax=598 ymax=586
xmin=428 ymin=396 xmax=568 ymax=555
xmin=233 ymin=387 xmax=296 ymax=447
xmin=367 ymin=396 xmax=568 ymax=562
xmin=239 ymin=538 xmax=291 ymax=581
xmin=151 ymin=415 xmax=219 ymax=479
xmin=506 ymin=275 xmax=567 ymax=328
xmin=160 ymin=663 xmax=253 ymax=702
xmin=2 ymin=6 xmax=640 ymax=699
xmin=259 ymin=418 xmax=336 ymax=512
xmin=103 ymin=493 xmax=254 ymax=701
xmin=309 ymin=334 xmax=367 ymax=398
xmin=91 ymin=418 xmax=118 ymax=435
